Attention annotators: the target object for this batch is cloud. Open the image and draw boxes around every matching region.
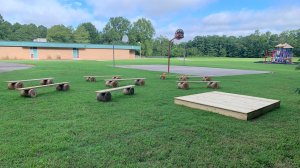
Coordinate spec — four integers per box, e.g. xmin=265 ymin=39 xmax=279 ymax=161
xmin=0 ymin=0 xmax=92 ymax=27
xmin=182 ymin=6 xmax=300 ymax=39
xmin=1 ymin=0 xmax=299 ymax=41
xmin=86 ymin=0 xmax=215 ymax=18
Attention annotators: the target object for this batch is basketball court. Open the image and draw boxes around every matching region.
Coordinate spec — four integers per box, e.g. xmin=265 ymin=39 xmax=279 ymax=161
xmin=116 ymin=65 xmax=270 ymax=77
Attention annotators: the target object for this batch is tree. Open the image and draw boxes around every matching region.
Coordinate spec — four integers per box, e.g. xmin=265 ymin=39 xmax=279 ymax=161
xmin=0 ymin=14 xmax=3 ymax=23
xmin=143 ymin=40 xmax=153 ymax=56
xmin=37 ymin=25 xmax=47 ymax=38
xmin=80 ymin=22 xmax=99 ymax=43
xmin=129 ymin=18 xmax=155 ymax=44
xmin=152 ymin=36 xmax=169 ymax=56
xmin=47 ymin=25 xmax=73 ymax=42
xmin=12 ymin=24 xmax=39 ymax=41
xmin=73 ymin=26 xmax=90 ymax=43
xmin=0 ymin=15 xmax=12 ymax=40
xmin=102 ymin=17 xmax=131 ymax=44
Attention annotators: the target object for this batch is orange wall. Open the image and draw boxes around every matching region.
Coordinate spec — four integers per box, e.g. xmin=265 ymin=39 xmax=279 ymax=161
xmin=0 ymin=46 xmax=136 ymax=60
xmin=79 ymin=48 xmax=135 ymax=60
xmin=0 ymin=47 xmax=30 ymax=60
xmin=38 ymin=48 xmax=73 ymax=60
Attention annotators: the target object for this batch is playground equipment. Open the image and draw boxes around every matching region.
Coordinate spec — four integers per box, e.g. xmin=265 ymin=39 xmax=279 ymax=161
xmin=160 ymin=73 xmax=167 ymax=80
xmin=6 ymin=77 xmax=54 ymax=90
xmin=175 ymin=91 xmax=280 ymax=120
xmin=160 ymin=73 xmax=212 ymax=82
xmin=104 ymin=78 xmax=146 ymax=87
xmin=168 ymin=29 xmax=184 ymax=73
xmin=177 ymin=81 xmax=220 ymax=90
xmin=17 ymin=82 xmax=69 ymax=97
xmin=178 ymin=75 xmax=211 ymax=81
xmin=95 ymin=85 xmax=135 ymax=102
xmin=84 ymin=75 xmax=121 ymax=82
xmin=264 ymin=43 xmax=294 ymax=64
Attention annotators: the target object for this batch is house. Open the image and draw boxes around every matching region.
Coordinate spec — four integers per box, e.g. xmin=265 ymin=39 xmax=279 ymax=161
xmin=0 ymin=41 xmax=140 ymax=60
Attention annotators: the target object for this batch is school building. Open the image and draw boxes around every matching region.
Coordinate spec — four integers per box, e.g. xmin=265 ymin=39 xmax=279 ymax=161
xmin=0 ymin=41 xmax=140 ymax=60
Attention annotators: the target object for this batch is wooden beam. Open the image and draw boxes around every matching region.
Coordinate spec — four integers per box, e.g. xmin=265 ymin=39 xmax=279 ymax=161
xmin=17 ymin=82 xmax=69 ymax=90
xmin=96 ymin=85 xmax=135 ymax=93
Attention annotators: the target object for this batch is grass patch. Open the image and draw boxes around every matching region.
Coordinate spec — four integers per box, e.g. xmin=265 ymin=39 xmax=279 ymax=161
xmin=0 ymin=58 xmax=300 ymax=167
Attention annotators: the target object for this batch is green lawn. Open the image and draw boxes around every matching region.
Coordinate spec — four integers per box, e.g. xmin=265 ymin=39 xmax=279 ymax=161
xmin=0 ymin=57 xmax=300 ymax=167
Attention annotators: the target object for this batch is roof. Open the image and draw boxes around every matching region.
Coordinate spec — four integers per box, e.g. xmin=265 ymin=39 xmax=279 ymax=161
xmin=283 ymin=43 xmax=294 ymax=49
xmin=275 ymin=43 xmax=284 ymax=48
xmin=0 ymin=41 xmax=140 ymax=50
xmin=275 ymin=43 xmax=294 ymax=49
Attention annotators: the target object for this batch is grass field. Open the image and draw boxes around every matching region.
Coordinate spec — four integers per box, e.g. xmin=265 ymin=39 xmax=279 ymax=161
xmin=0 ymin=57 xmax=300 ymax=167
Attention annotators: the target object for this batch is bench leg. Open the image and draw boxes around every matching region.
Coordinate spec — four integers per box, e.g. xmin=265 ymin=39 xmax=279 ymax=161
xmin=160 ymin=75 xmax=166 ymax=80
xmin=28 ymin=89 xmax=37 ymax=97
xmin=177 ymin=82 xmax=189 ymax=89
xmin=15 ymin=82 xmax=23 ymax=89
xmin=134 ymin=79 xmax=145 ymax=86
xmin=106 ymin=81 xmax=118 ymax=87
xmin=8 ymin=82 xmax=16 ymax=90
xmin=20 ymin=89 xmax=29 ymax=97
xmin=179 ymin=75 xmax=189 ymax=81
xmin=123 ymin=87 xmax=135 ymax=95
xmin=20 ymin=89 xmax=37 ymax=97
xmin=56 ymin=84 xmax=70 ymax=91
xmin=97 ymin=92 xmax=112 ymax=102
xmin=46 ymin=79 xmax=53 ymax=84
xmin=203 ymin=76 xmax=211 ymax=81
xmin=63 ymin=84 xmax=70 ymax=91
xmin=90 ymin=77 xmax=96 ymax=82
xmin=40 ymin=79 xmax=47 ymax=85
xmin=207 ymin=82 xmax=220 ymax=89
xmin=56 ymin=84 xmax=63 ymax=91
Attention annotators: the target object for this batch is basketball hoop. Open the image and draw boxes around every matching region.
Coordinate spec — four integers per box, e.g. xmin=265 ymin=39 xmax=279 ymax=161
xmin=168 ymin=29 xmax=184 ymax=73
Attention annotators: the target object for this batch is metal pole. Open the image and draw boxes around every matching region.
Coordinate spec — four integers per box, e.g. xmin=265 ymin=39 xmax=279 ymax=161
xmin=168 ymin=38 xmax=175 ymax=74
xmin=168 ymin=40 xmax=171 ymax=74
xmin=140 ymin=43 xmax=141 ymax=58
xmin=113 ymin=45 xmax=115 ymax=67
xmin=184 ymin=44 xmax=186 ymax=65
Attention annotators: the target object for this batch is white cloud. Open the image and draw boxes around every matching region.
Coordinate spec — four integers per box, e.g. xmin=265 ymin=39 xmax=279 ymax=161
xmin=1 ymin=0 xmax=299 ymax=41
xmin=184 ymin=6 xmax=300 ymax=39
xmin=0 ymin=0 xmax=92 ymax=27
xmin=86 ymin=0 xmax=215 ymax=18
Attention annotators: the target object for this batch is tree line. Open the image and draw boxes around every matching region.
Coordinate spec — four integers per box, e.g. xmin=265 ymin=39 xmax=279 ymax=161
xmin=0 ymin=14 xmax=299 ymax=57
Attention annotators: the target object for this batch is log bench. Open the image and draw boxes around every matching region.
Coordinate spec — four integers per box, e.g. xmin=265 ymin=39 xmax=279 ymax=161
xmin=176 ymin=81 xmax=220 ymax=89
xmin=104 ymin=78 xmax=146 ymax=87
xmin=84 ymin=75 xmax=121 ymax=82
xmin=95 ymin=85 xmax=135 ymax=102
xmin=17 ymin=82 xmax=70 ymax=97
xmin=178 ymin=75 xmax=211 ymax=81
xmin=6 ymin=77 xmax=54 ymax=90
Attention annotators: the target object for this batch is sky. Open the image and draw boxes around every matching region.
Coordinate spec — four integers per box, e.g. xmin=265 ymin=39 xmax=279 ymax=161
xmin=0 ymin=0 xmax=300 ymax=41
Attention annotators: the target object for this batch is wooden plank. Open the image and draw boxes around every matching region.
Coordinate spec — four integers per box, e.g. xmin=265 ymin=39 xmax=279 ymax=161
xmin=175 ymin=99 xmax=248 ymax=120
xmin=104 ymin=78 xmax=146 ymax=81
xmin=178 ymin=75 xmax=203 ymax=78
xmin=203 ymin=92 xmax=273 ymax=110
xmin=184 ymin=92 xmax=272 ymax=112
xmin=5 ymin=77 xmax=54 ymax=83
xmin=84 ymin=75 xmax=121 ymax=78
xmin=17 ymin=82 xmax=69 ymax=90
xmin=96 ymin=85 xmax=135 ymax=93
xmin=176 ymin=91 xmax=279 ymax=113
xmin=174 ymin=91 xmax=280 ymax=120
xmin=176 ymin=81 xmax=220 ymax=83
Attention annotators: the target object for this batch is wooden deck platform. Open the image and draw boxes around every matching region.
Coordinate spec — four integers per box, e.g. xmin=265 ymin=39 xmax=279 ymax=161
xmin=174 ymin=91 xmax=280 ymax=120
